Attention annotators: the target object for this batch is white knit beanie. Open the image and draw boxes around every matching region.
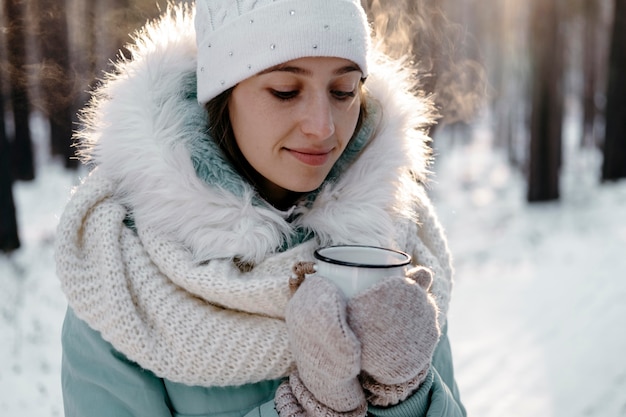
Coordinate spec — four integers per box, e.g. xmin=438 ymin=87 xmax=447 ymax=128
xmin=194 ymin=0 xmax=371 ymax=104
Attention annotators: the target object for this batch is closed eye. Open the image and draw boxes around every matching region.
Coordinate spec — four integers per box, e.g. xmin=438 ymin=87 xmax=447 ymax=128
xmin=331 ymin=90 xmax=356 ymax=101
xmin=271 ymin=89 xmax=299 ymax=101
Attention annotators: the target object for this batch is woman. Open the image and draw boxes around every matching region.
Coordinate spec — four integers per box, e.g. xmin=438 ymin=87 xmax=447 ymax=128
xmin=55 ymin=0 xmax=466 ymax=416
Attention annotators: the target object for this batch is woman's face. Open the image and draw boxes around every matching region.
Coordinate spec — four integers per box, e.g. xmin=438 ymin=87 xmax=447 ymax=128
xmin=228 ymin=56 xmax=363 ymax=206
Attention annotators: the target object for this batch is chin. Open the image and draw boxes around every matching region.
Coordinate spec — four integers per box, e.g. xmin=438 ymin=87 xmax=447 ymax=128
xmin=286 ymin=180 xmax=325 ymax=193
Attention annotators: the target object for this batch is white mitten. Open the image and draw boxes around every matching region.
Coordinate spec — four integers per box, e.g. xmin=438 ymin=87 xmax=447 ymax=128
xmin=276 ymin=275 xmax=367 ymax=417
xmin=347 ymin=267 xmax=440 ymax=406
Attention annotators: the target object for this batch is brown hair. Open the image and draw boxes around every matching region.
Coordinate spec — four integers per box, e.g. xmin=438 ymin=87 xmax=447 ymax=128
xmin=205 ymin=83 xmax=369 ymax=191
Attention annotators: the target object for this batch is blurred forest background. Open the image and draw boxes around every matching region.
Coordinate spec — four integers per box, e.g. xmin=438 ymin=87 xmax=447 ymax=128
xmin=1 ymin=0 xmax=625 ymax=253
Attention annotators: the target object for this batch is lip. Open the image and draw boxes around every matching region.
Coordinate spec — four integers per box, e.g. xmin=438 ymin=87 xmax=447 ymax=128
xmin=286 ymin=148 xmax=333 ymax=166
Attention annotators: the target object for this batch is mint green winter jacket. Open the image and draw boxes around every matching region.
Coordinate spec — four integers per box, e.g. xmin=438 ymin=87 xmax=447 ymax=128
xmin=62 ymin=308 xmax=465 ymax=417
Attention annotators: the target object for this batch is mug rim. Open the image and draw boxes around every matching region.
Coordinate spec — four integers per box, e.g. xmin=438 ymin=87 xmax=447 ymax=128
xmin=314 ymin=245 xmax=411 ymax=269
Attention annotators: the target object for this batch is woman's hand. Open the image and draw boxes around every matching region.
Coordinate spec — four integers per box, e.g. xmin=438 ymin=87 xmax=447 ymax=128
xmin=275 ymin=275 xmax=367 ymax=417
xmin=347 ymin=267 xmax=440 ymax=406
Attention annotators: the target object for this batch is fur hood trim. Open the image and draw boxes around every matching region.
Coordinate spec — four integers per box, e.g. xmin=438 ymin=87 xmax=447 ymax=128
xmin=75 ymin=4 xmax=437 ymax=265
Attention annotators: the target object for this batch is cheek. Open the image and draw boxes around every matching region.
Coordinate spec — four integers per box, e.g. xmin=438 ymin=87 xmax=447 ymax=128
xmin=337 ymin=102 xmax=362 ymax=143
xmin=230 ymin=94 xmax=265 ymax=151
xmin=232 ymin=124 xmax=262 ymax=165
xmin=232 ymin=111 xmax=277 ymax=159
xmin=230 ymin=92 xmax=282 ymax=141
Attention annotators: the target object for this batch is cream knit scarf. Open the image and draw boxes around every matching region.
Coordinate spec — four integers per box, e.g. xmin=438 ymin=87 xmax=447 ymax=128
xmin=55 ymin=167 xmax=453 ymax=388
xmin=56 ymin=168 xmax=311 ymax=386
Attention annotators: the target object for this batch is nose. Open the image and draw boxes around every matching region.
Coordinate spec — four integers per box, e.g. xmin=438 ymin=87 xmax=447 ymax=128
xmin=299 ymin=94 xmax=335 ymax=140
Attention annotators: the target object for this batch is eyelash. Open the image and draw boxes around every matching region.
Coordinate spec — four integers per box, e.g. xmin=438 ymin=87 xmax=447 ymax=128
xmin=270 ymin=89 xmax=356 ymax=102
xmin=271 ymin=90 xmax=298 ymax=101
xmin=332 ymin=90 xmax=356 ymax=100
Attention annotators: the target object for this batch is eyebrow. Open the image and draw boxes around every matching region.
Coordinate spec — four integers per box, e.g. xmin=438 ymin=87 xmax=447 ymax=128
xmin=258 ymin=64 xmax=362 ymax=76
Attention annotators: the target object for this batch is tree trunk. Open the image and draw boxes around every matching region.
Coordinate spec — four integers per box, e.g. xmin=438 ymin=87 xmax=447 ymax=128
xmin=101 ymin=0 xmax=133 ymax=63
xmin=0 ymin=92 xmax=21 ymax=253
xmin=581 ymin=0 xmax=600 ymax=148
xmin=527 ymin=0 xmax=563 ymax=202
xmin=601 ymin=0 xmax=626 ymax=181
xmin=4 ymin=0 xmax=35 ymax=181
xmin=38 ymin=0 xmax=79 ymax=169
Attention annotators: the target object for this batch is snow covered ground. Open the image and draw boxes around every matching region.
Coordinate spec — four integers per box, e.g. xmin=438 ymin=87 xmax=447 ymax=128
xmin=434 ymin=122 xmax=626 ymax=417
xmin=1 ymin=115 xmax=626 ymax=417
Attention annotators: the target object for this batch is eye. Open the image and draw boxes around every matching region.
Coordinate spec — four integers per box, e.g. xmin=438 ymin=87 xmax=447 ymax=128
xmin=271 ymin=89 xmax=299 ymax=101
xmin=331 ymin=89 xmax=356 ymax=101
